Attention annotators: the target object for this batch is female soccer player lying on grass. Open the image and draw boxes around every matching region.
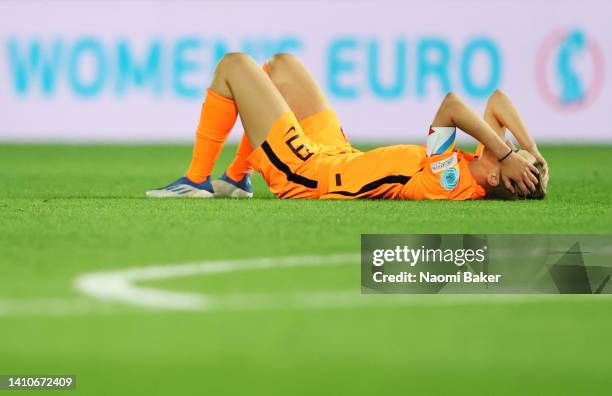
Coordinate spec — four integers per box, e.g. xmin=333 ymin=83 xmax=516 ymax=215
xmin=147 ymin=53 xmax=548 ymax=200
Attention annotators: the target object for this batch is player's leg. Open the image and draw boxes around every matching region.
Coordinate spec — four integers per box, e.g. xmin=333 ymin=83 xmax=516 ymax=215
xmin=222 ymin=53 xmax=334 ymax=178
xmin=147 ymin=53 xmax=290 ymax=198
xmin=206 ymin=53 xmax=290 ymax=147
xmin=212 ymin=64 xmax=278 ymax=198
xmin=265 ymin=53 xmax=331 ymax=120
xmin=212 ymin=133 xmax=255 ymax=198
xmin=266 ymin=54 xmax=354 ymax=150
xmin=214 ymin=54 xmax=349 ymax=198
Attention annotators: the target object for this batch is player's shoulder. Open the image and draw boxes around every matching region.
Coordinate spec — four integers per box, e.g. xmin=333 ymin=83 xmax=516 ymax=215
xmin=423 ymin=149 xmax=477 ymax=193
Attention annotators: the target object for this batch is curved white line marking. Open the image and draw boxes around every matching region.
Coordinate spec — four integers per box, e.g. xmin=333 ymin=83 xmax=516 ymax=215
xmin=74 ymin=254 xmax=611 ymax=313
xmin=75 ymin=254 xmax=360 ymax=311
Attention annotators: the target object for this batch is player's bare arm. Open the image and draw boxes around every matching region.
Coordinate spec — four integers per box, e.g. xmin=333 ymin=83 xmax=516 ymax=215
xmin=430 ymin=92 xmax=540 ymax=194
xmin=484 ymin=90 xmax=550 ymax=185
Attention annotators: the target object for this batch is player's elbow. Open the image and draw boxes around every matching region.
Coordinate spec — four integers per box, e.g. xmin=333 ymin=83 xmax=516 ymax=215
xmin=443 ymin=91 xmax=461 ymax=104
xmin=444 ymin=91 xmax=458 ymax=101
xmin=491 ymin=88 xmax=506 ymax=98
xmin=442 ymin=92 xmax=463 ymax=111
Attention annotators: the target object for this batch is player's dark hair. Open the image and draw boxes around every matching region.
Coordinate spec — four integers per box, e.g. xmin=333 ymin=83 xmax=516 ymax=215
xmin=486 ymin=162 xmax=546 ymax=200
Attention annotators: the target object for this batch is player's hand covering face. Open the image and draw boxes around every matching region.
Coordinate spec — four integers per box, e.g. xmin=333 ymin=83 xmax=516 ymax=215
xmin=500 ymin=152 xmax=540 ymax=195
xmin=525 ymin=146 xmax=549 ymax=187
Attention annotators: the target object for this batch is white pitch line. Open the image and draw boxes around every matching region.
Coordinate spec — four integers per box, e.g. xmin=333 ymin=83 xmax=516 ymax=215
xmin=75 ymin=254 xmax=360 ymax=310
xmin=74 ymin=254 xmax=612 ymax=313
xmin=3 ymin=254 xmax=609 ymax=317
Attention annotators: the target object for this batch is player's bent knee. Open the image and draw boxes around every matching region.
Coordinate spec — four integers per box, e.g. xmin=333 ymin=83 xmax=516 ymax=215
xmin=270 ymin=53 xmax=296 ymax=64
xmin=267 ymin=54 xmax=298 ymax=74
xmin=217 ymin=52 xmax=256 ymax=72
xmin=266 ymin=55 xmax=296 ymax=85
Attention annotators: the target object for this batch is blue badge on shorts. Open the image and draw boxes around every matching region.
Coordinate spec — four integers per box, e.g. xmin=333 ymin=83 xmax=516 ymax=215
xmin=440 ymin=167 xmax=459 ymax=190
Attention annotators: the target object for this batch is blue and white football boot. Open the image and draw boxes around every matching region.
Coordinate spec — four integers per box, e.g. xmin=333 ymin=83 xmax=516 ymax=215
xmin=146 ymin=176 xmax=214 ymax=198
xmin=211 ymin=172 xmax=253 ymax=198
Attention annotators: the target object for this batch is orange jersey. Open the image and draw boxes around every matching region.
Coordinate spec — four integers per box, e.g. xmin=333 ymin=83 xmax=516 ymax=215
xmin=321 ymin=146 xmax=485 ymax=200
xmin=247 ymin=110 xmax=486 ymax=200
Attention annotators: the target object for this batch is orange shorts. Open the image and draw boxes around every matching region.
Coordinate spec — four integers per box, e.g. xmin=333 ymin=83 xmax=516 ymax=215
xmin=247 ymin=110 xmax=424 ymax=199
xmin=247 ymin=110 xmax=354 ymax=198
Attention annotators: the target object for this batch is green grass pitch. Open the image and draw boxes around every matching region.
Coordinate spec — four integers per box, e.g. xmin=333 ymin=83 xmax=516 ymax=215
xmin=1 ymin=144 xmax=612 ymax=395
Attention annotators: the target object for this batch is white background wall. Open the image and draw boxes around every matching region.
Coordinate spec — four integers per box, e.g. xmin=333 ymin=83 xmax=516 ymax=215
xmin=0 ymin=0 xmax=610 ymax=143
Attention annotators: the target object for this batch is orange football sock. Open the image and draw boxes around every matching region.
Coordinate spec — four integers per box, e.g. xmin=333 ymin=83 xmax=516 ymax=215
xmin=226 ymin=133 xmax=253 ymax=181
xmin=185 ymin=88 xmax=238 ymax=183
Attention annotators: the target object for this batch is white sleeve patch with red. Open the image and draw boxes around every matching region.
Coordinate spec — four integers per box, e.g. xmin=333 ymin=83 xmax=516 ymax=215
xmin=426 ymin=126 xmax=456 ymax=156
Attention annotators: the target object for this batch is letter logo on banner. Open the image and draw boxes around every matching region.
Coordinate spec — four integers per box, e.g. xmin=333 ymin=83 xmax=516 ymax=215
xmin=535 ymin=28 xmax=605 ymax=111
